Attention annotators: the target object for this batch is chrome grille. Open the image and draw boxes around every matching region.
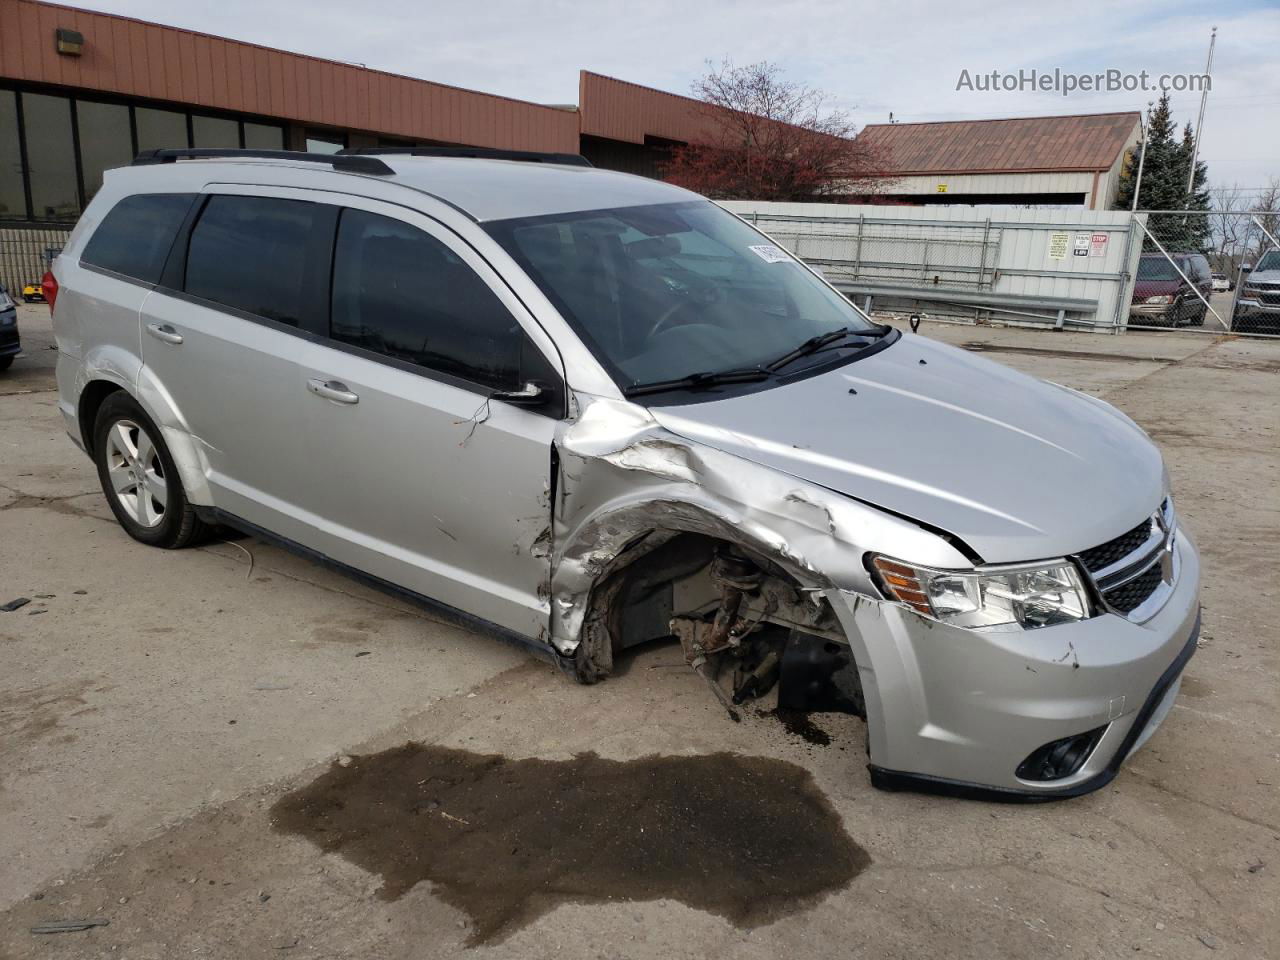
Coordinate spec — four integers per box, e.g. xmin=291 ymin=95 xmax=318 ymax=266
xmin=1075 ymin=499 xmax=1176 ymax=622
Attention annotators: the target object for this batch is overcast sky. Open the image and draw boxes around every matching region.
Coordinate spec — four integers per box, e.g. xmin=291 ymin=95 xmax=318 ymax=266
xmin=82 ymin=0 xmax=1279 ymax=201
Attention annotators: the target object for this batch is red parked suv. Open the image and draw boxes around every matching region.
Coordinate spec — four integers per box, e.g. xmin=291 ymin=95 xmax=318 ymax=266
xmin=1129 ymin=253 xmax=1214 ymax=327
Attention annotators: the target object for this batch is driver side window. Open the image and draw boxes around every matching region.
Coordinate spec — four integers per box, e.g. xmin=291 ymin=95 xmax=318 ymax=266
xmin=330 ymin=209 xmax=523 ymax=391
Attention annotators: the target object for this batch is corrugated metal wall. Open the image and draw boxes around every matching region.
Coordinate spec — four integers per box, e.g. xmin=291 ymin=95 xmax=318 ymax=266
xmin=0 ymin=0 xmax=580 ymax=151
xmin=578 ymin=71 xmax=717 ymax=146
xmin=722 ymin=201 xmax=1145 ymax=332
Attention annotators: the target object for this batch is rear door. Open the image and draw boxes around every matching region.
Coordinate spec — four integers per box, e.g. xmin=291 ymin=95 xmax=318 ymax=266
xmin=291 ymin=197 xmax=565 ymax=639
xmin=139 ymin=186 xmax=335 ymax=536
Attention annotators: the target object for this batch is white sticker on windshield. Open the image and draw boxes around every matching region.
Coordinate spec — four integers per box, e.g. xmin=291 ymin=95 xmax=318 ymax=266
xmin=748 ymin=244 xmax=792 ymax=263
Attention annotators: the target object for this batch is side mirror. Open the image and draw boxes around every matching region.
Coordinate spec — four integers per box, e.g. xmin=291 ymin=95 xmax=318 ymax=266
xmin=491 ymin=381 xmax=546 ymax=406
xmin=1240 ymin=263 xmax=1253 ymax=274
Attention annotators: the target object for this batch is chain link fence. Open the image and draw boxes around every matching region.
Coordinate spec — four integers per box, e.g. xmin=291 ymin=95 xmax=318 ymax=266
xmin=0 ymin=227 xmax=71 ymax=299
xmin=1129 ymin=211 xmax=1280 ymax=336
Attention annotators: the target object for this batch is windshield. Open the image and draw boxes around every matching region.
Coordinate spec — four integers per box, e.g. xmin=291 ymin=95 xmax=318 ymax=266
xmin=485 ymin=201 xmax=880 ymax=390
xmin=1255 ymin=250 xmax=1280 ymax=273
xmin=1137 ymin=257 xmax=1184 ymax=281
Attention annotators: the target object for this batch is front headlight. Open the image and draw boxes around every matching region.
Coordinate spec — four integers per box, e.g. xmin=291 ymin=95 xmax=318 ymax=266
xmin=871 ymin=555 xmax=1092 ymax=629
xmin=1242 ymin=285 xmax=1265 ymax=302
xmin=1143 ymin=295 xmax=1174 ymax=305
xmin=0 ymin=292 xmax=13 ymax=311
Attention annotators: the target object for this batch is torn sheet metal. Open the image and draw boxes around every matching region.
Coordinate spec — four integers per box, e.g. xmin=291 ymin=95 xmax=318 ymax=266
xmin=548 ymin=393 xmax=973 ymax=664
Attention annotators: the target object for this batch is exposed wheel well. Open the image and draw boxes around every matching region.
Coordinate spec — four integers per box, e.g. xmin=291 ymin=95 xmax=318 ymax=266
xmin=78 ymin=381 xmax=125 ymax=457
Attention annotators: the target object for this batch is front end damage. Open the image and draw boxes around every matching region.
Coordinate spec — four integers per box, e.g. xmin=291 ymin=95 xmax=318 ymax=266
xmin=543 ymin=394 xmax=1203 ymax=800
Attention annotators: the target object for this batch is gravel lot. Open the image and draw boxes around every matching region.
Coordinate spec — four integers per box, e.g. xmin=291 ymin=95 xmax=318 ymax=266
xmin=1 ymin=303 xmax=1276 ymax=959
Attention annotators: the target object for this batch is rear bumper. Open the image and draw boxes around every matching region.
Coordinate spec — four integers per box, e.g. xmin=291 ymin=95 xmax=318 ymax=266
xmin=829 ymin=529 xmax=1201 ymax=800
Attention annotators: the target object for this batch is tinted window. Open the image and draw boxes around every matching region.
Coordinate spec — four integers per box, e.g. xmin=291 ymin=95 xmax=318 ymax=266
xmin=192 ymin=115 xmax=239 ymax=148
xmin=243 ymin=123 xmax=284 ymax=150
xmin=0 ymin=90 xmax=26 ymax=218
xmin=23 ymin=93 xmax=79 ymax=221
xmin=135 ymin=107 xmax=188 ymax=152
xmin=331 ymin=209 xmax=521 ymax=389
xmin=186 ymin=196 xmax=320 ymax=326
xmin=82 ymin=193 xmax=195 ymax=283
xmin=77 ymin=100 xmax=133 ymax=202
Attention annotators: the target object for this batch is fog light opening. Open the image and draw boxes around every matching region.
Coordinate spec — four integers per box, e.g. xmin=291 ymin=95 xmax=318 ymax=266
xmin=1016 ymin=726 xmax=1108 ymax=782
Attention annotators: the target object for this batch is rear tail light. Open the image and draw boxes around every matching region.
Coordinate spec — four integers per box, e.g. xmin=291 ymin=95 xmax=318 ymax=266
xmin=41 ymin=270 xmax=59 ymax=312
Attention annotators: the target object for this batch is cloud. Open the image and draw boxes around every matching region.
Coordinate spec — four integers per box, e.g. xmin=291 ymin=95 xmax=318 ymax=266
xmin=77 ymin=0 xmax=1280 ymax=195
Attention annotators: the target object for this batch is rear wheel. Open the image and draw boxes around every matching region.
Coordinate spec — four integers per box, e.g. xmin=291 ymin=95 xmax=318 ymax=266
xmin=92 ymin=392 xmax=208 ymax=548
xmin=0 ymin=356 xmax=12 ymax=372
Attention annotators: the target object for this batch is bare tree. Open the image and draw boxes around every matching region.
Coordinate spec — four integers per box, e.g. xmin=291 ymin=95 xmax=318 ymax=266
xmin=663 ymin=61 xmax=894 ymax=201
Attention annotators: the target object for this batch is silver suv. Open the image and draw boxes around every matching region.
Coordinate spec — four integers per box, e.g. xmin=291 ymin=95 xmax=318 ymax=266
xmin=50 ymin=148 xmax=1201 ymax=800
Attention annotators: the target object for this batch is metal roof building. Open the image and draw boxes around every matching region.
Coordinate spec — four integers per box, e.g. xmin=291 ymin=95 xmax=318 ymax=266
xmin=859 ymin=113 xmax=1143 ymax=208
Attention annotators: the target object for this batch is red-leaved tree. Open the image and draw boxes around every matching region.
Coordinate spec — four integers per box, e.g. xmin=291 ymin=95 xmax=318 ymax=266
xmin=663 ymin=61 xmax=894 ymax=201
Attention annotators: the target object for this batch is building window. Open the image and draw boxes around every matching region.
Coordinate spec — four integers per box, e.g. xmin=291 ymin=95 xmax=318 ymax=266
xmin=0 ymin=90 xmax=25 ymax=219
xmin=305 ymin=130 xmax=346 ymax=154
xmin=243 ymin=122 xmax=284 ymax=151
xmin=23 ymin=93 xmax=79 ymax=222
xmin=192 ymin=114 xmax=239 ymax=149
xmin=0 ymin=86 xmax=289 ymax=224
xmin=77 ymin=100 xmax=133 ymax=203
xmin=135 ymin=107 xmax=190 ymax=153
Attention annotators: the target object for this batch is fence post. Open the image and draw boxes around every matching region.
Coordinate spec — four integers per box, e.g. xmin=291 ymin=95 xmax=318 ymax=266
xmin=853 ymin=213 xmax=864 ymax=282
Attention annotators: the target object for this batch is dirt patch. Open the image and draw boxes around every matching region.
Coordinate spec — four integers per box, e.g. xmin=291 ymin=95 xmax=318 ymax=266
xmin=271 ymin=744 xmax=868 ymax=945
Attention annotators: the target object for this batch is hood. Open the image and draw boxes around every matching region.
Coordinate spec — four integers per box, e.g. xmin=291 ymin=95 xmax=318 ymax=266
xmin=649 ymin=334 xmax=1164 ymax=564
xmin=1245 ymin=268 xmax=1280 ymax=285
xmin=1133 ymin=278 xmax=1183 ymax=299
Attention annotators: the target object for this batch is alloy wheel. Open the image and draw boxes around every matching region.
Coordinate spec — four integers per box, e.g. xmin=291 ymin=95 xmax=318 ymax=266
xmin=104 ymin=419 xmax=168 ymax=528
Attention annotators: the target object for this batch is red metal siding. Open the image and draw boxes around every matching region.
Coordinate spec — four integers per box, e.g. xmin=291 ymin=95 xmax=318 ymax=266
xmin=0 ymin=0 xmax=580 ymax=151
xmin=578 ymin=71 xmax=721 ymax=146
xmin=860 ymin=113 xmax=1142 ymax=175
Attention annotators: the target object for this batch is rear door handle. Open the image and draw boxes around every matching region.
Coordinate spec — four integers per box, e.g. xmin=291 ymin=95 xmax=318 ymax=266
xmin=307 ymin=378 xmax=359 ymax=405
xmin=146 ymin=322 xmax=183 ymax=345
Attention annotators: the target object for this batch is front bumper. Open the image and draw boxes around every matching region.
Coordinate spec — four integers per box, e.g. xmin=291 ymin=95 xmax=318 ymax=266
xmin=829 ymin=529 xmax=1201 ymax=800
xmin=1129 ymin=301 xmax=1174 ymax=316
xmin=1232 ymin=300 xmax=1280 ymax=332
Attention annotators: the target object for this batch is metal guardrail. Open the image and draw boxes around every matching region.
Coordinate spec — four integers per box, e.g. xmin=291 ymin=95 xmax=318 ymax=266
xmin=831 ymin=281 xmax=1101 ymax=329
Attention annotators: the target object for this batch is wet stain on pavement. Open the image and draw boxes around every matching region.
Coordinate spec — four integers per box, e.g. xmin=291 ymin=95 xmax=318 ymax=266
xmin=271 ymin=744 xmax=868 ymax=945
xmin=765 ymin=708 xmax=833 ymax=746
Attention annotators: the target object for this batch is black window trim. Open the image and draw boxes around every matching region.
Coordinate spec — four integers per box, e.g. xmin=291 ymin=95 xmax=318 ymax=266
xmin=153 ymin=190 xmax=567 ymax=416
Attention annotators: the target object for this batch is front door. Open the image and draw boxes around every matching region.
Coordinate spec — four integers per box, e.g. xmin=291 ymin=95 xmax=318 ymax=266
xmin=292 ymin=199 xmax=563 ymax=641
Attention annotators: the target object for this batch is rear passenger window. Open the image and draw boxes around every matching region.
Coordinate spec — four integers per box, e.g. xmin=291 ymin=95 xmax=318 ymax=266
xmin=330 ymin=209 xmax=522 ymax=389
xmin=185 ymin=195 xmax=320 ymax=326
xmin=81 ymin=193 xmax=195 ymax=284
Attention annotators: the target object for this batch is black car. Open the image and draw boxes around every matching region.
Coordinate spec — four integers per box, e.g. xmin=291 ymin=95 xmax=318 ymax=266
xmin=0 ymin=283 xmax=20 ymax=371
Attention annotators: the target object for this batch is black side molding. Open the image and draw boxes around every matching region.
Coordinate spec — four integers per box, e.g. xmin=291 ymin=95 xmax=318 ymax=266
xmin=132 ymin=149 xmax=394 ymax=176
xmin=869 ymin=611 xmax=1200 ymax=803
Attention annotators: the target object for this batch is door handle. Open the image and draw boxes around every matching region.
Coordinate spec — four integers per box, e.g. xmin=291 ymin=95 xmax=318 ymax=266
xmin=307 ymin=378 xmax=359 ymax=405
xmin=146 ymin=322 xmax=184 ymax=345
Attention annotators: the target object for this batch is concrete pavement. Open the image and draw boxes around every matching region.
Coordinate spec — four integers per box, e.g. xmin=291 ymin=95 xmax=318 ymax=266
xmin=1 ymin=304 xmax=1276 ymax=959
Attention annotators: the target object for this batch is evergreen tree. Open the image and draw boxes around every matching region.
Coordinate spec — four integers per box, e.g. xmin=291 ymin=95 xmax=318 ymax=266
xmin=1114 ymin=94 xmax=1212 ymax=252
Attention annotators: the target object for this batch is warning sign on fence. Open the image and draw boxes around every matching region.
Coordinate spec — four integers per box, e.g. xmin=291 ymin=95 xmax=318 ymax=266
xmin=1048 ymin=232 xmax=1070 ymax=260
xmin=1090 ymin=233 xmax=1108 ymax=257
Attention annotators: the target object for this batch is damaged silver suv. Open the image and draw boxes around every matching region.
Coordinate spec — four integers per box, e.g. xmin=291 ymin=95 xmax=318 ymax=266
xmin=50 ymin=147 xmax=1200 ymax=800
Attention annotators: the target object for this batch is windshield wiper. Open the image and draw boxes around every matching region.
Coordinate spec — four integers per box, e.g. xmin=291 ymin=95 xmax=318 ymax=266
xmin=623 ymin=367 xmax=771 ymax=398
xmin=765 ymin=326 xmax=883 ymax=373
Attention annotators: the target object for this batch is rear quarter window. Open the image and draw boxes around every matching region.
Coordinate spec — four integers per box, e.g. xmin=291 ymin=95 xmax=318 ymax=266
xmin=80 ymin=193 xmax=196 ymax=284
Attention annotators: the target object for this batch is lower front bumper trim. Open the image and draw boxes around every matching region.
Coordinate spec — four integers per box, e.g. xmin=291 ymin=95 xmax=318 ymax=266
xmin=868 ymin=611 xmax=1200 ymax=803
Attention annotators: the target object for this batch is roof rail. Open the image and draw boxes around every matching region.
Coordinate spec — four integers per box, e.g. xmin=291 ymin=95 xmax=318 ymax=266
xmin=339 ymin=146 xmax=592 ymax=168
xmin=131 ymin=148 xmax=394 ymax=176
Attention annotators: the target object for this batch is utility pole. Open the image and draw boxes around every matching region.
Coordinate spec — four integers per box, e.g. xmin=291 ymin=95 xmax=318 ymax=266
xmin=1186 ymin=25 xmax=1216 ymax=195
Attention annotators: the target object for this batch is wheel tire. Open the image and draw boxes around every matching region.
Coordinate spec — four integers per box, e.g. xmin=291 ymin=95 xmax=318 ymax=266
xmin=0 ymin=355 xmax=12 ymax=372
xmin=92 ymin=392 xmax=208 ymax=548
xmin=1191 ymin=304 xmax=1206 ymax=327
